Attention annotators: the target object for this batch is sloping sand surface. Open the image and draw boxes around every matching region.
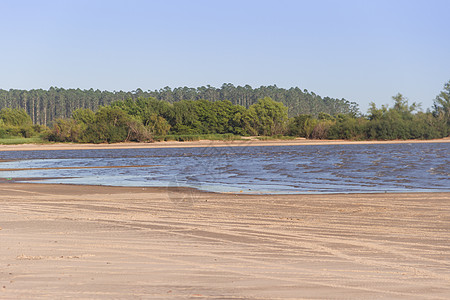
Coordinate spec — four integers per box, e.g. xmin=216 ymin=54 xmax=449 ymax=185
xmin=1 ymin=137 xmax=450 ymax=152
xmin=1 ymin=183 xmax=449 ymax=299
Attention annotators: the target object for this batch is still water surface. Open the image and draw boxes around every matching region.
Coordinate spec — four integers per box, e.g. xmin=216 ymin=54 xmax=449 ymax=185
xmin=0 ymin=143 xmax=449 ymax=194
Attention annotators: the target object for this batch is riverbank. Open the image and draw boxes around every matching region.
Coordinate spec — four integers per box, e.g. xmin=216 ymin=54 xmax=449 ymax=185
xmin=1 ymin=183 xmax=449 ymax=299
xmin=1 ymin=137 xmax=450 ymax=151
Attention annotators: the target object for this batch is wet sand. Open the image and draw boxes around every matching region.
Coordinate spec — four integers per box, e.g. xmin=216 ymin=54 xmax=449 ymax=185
xmin=1 ymin=137 xmax=450 ymax=152
xmin=1 ymin=183 xmax=449 ymax=299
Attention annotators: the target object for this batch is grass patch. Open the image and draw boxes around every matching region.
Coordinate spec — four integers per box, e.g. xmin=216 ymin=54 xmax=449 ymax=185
xmin=155 ymin=133 xmax=242 ymax=142
xmin=198 ymin=133 xmax=242 ymax=141
xmin=255 ymin=135 xmax=296 ymax=140
xmin=0 ymin=136 xmax=48 ymax=145
xmin=155 ymin=134 xmax=298 ymax=142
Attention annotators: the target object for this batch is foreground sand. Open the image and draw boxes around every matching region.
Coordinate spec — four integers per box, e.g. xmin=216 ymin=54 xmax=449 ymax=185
xmin=1 ymin=183 xmax=449 ymax=299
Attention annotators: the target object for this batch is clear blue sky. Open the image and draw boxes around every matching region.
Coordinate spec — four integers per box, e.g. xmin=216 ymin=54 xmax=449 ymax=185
xmin=1 ymin=0 xmax=449 ymax=113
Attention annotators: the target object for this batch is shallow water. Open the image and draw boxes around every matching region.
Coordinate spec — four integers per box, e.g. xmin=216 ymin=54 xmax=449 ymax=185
xmin=0 ymin=143 xmax=449 ymax=194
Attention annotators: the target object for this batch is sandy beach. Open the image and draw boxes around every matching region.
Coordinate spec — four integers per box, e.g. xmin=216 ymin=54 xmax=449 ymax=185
xmin=1 ymin=137 xmax=450 ymax=152
xmin=1 ymin=183 xmax=449 ymax=299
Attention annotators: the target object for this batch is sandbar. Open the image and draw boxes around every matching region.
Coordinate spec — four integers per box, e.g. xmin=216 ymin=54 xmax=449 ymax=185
xmin=1 ymin=183 xmax=449 ymax=299
xmin=1 ymin=137 xmax=450 ymax=152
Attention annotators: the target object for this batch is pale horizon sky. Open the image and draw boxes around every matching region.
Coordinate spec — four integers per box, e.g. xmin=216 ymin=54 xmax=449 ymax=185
xmin=1 ymin=0 xmax=449 ymax=113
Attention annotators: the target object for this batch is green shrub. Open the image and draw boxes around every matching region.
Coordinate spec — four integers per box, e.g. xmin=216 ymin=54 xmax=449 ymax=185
xmin=327 ymin=116 xmax=367 ymax=140
xmin=0 ymin=127 xmax=7 ymax=138
xmin=0 ymin=108 xmax=32 ymax=127
xmin=46 ymin=119 xmax=82 ymax=142
xmin=288 ymin=114 xmax=317 ymax=138
xmin=176 ymin=135 xmax=200 ymax=142
xmin=311 ymin=120 xmax=334 ymax=139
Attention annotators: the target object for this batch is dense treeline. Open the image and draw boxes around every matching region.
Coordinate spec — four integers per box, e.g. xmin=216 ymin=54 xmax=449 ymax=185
xmin=1 ymin=81 xmax=449 ymax=143
xmin=289 ymin=92 xmax=449 ymax=140
xmin=46 ymin=97 xmax=289 ymax=143
xmin=0 ymin=84 xmax=358 ymax=125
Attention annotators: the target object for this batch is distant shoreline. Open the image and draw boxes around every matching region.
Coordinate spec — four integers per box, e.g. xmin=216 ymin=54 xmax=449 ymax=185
xmin=1 ymin=137 xmax=450 ymax=151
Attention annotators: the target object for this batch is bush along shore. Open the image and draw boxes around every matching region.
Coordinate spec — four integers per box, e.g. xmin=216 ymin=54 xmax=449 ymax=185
xmin=1 ymin=81 xmax=449 ymax=144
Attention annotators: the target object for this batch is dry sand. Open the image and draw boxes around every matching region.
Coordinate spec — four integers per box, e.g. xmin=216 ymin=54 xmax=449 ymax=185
xmin=1 ymin=183 xmax=449 ymax=299
xmin=1 ymin=137 xmax=450 ymax=152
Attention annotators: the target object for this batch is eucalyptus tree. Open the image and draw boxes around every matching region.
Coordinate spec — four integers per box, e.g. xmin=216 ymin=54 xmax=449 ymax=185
xmin=433 ymin=80 xmax=450 ymax=123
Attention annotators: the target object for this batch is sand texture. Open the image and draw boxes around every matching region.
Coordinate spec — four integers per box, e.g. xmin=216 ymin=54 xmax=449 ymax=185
xmin=1 ymin=137 xmax=450 ymax=152
xmin=0 ymin=183 xmax=449 ymax=299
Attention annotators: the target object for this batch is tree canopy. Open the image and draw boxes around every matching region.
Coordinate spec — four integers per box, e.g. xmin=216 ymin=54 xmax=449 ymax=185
xmin=0 ymin=84 xmax=358 ymax=126
xmin=433 ymin=80 xmax=450 ymax=125
xmin=1 ymin=81 xmax=449 ymax=143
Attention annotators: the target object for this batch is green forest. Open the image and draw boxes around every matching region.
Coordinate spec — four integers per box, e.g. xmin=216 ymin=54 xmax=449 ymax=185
xmin=0 ymin=81 xmax=449 ymax=144
xmin=0 ymin=84 xmax=357 ymax=125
